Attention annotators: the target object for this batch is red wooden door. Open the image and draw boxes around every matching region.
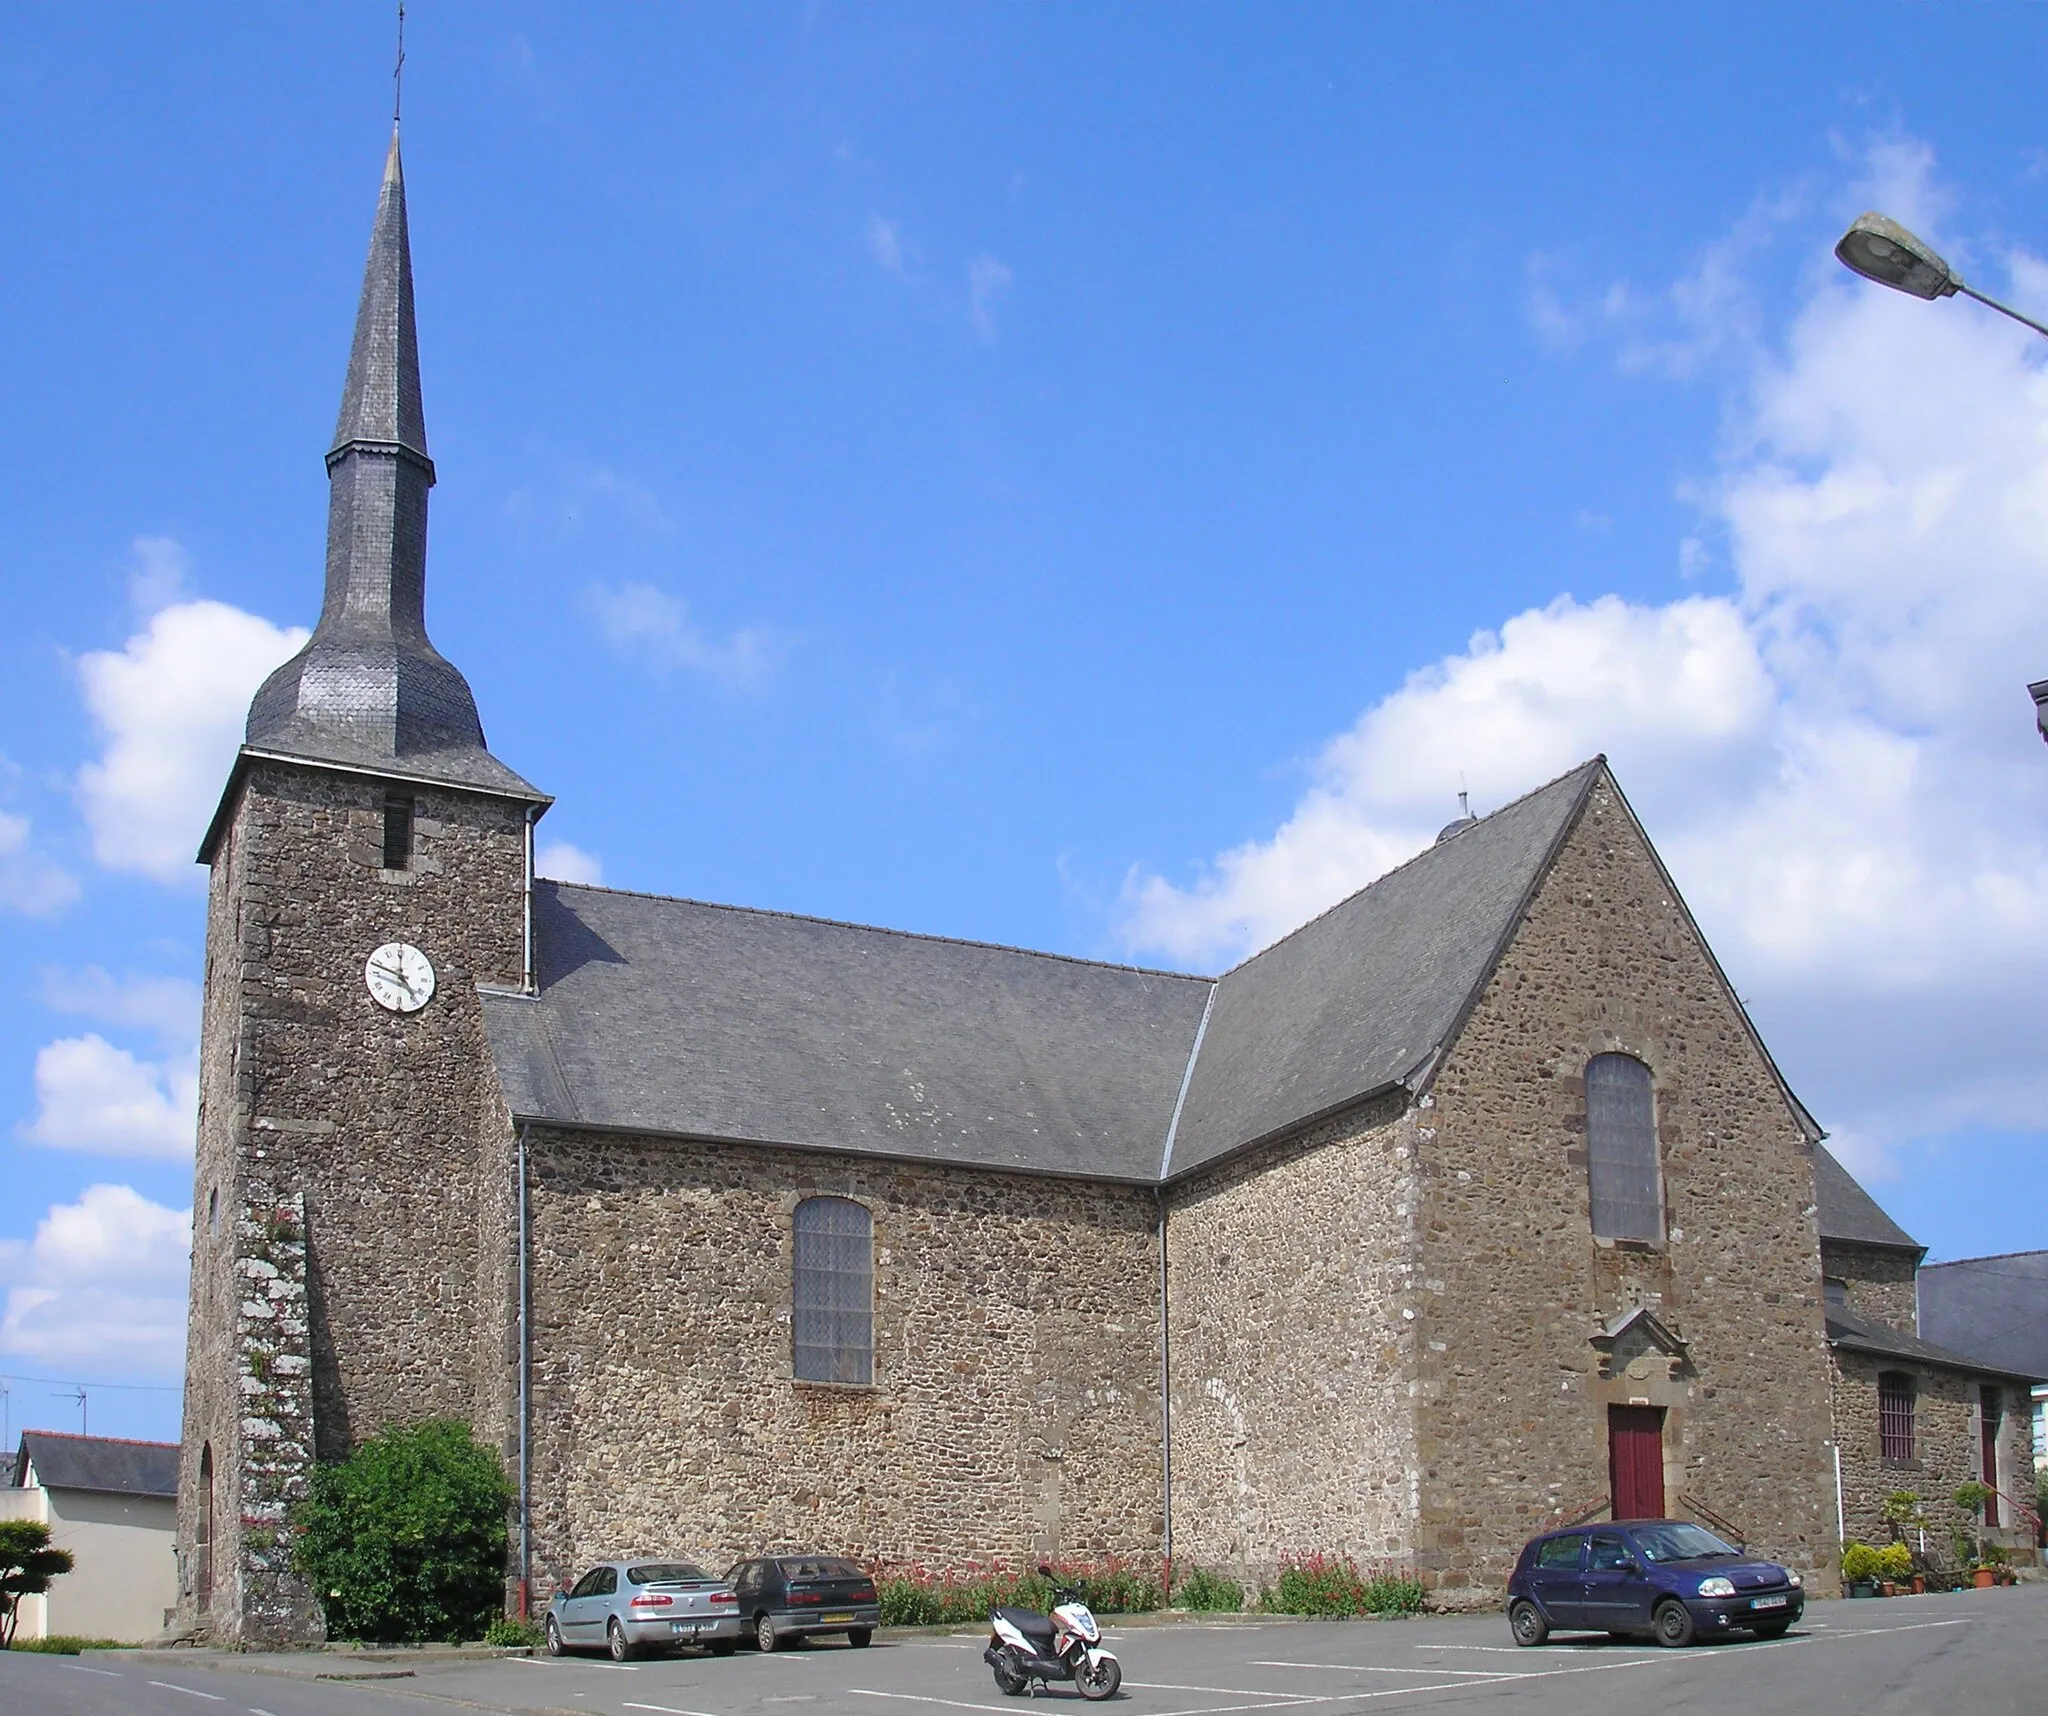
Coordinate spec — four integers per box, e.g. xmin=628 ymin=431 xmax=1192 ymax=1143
xmin=1609 ymin=1405 xmax=1666 ymax=1520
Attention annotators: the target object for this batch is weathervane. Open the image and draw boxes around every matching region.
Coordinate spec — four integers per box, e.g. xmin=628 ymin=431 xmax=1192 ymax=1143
xmin=394 ymin=3 xmax=406 ymax=129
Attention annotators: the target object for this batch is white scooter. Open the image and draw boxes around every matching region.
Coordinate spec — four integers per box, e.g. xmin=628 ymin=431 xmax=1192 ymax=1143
xmin=983 ymin=1567 xmax=1122 ymax=1700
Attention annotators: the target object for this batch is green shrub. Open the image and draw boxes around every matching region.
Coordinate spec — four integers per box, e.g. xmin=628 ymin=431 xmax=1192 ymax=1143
xmin=483 ymin=1615 xmax=544 ymax=1648
xmin=6 ymin=1636 xmax=121 ymax=1654
xmin=292 ymin=1419 xmax=511 ymax=1644
xmin=1840 ymin=1542 xmax=1882 ymax=1582
xmin=1174 ymin=1566 xmax=1245 ymax=1612
xmin=1875 ymin=1543 xmax=1914 ymax=1580
xmin=873 ymin=1560 xmax=1162 ymax=1626
xmin=1258 ymin=1553 xmax=1425 ymax=1617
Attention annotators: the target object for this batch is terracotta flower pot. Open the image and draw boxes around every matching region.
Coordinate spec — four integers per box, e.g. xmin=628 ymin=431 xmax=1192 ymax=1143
xmin=1910 ymin=1575 xmax=1926 ymax=1594
xmin=1972 ymin=1568 xmax=1996 ymax=1589
xmin=1878 ymin=1581 xmax=1897 ymax=1597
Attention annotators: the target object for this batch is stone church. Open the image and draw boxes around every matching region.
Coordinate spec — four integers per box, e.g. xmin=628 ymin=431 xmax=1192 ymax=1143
xmin=177 ymin=136 xmax=1989 ymax=1641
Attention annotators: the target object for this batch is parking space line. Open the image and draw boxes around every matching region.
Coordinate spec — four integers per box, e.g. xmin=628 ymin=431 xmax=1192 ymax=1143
xmin=850 ymin=1689 xmax=1029 ymax=1715
xmin=149 ymin=1683 xmax=227 ymax=1702
xmin=65 ymin=1664 xmax=123 ymax=1677
xmin=1819 ymin=1617 xmax=1974 ymax=1640
xmin=1131 ymin=1682 xmax=1357 ymax=1696
xmin=623 ymin=1703 xmax=725 ymax=1716
xmin=1253 ymin=1661 xmax=1530 ymax=1677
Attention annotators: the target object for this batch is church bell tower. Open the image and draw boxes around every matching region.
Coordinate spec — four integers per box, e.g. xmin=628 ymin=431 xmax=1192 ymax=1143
xmin=175 ymin=132 xmax=548 ymax=1643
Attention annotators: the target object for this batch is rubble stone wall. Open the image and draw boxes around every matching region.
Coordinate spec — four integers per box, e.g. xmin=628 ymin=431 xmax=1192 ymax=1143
xmin=177 ymin=761 xmax=530 ymax=1640
xmin=1163 ymin=1094 xmax=1419 ymax=1590
xmin=1820 ymin=1241 xmax=1921 ymax=1330
xmin=521 ymin=1130 xmax=1162 ymax=1600
xmin=1415 ymin=775 xmax=1838 ymax=1599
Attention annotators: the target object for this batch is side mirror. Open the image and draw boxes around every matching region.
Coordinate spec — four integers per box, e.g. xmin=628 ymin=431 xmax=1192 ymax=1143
xmin=1036 ymin=1564 xmax=1053 ymax=1578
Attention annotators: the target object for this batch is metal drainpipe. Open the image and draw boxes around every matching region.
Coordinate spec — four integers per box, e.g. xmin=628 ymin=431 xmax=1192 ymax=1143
xmin=523 ymin=807 xmax=538 ymax=993
xmin=1832 ymin=1441 xmax=1845 ymax=1546
xmin=517 ymin=1121 xmax=532 ymax=1615
xmin=1156 ymin=1187 xmax=1173 ymax=1600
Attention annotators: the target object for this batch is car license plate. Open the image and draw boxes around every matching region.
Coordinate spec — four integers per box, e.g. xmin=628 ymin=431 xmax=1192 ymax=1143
xmin=671 ymin=1621 xmax=693 ymax=1634
xmin=823 ymin=1611 xmax=856 ymax=1623
xmin=1750 ymin=1595 xmax=1787 ymax=1610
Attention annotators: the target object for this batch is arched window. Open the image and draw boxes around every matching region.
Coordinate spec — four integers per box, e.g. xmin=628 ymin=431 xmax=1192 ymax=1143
xmin=1585 ymin=1053 xmax=1661 ymax=1241
xmin=1879 ymin=1371 xmax=1915 ymax=1461
xmin=196 ymin=1443 xmax=215 ymax=1612
xmin=792 ymin=1197 xmax=873 ymax=1385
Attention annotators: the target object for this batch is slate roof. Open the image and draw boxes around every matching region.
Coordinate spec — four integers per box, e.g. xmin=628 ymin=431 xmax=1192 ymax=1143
xmin=1918 ymin=1250 xmax=2048 ymax=1385
xmin=484 ymin=885 xmax=1215 ymax=1182
xmin=209 ymin=133 xmax=540 ymax=863
xmin=1825 ymin=1306 xmax=2042 ymax=1385
xmin=1165 ymin=761 xmax=1601 ymax=1176
xmin=11 ymin=1431 xmax=179 ymax=1497
xmin=1812 ymin=1144 xmax=1923 ymax=1254
xmin=484 ymin=763 xmax=1694 ymax=1186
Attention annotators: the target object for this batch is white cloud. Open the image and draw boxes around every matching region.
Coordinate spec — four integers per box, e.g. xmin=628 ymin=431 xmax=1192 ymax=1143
xmin=586 ymin=581 xmax=778 ymax=690
xmin=0 ymin=810 xmax=78 ymax=917
xmin=536 ymin=840 xmax=603 ymax=885
xmin=0 ymin=1185 xmax=190 ymax=1375
xmin=126 ymin=533 xmax=191 ymax=613
xmin=19 ymin=1034 xmax=198 ymax=1159
xmin=40 ymin=966 xmax=200 ymax=1049
xmin=867 ymin=215 xmax=909 ymax=278
xmin=968 ymin=254 xmax=1013 ymax=342
xmin=74 ymin=594 xmax=308 ymax=883
xmin=1122 ymin=139 xmax=2048 ymax=1169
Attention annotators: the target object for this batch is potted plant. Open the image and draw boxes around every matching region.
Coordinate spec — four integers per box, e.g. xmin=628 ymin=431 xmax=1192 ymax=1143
xmin=1841 ymin=1542 xmax=1884 ymax=1598
xmin=1876 ymin=1542 xmax=1913 ymax=1595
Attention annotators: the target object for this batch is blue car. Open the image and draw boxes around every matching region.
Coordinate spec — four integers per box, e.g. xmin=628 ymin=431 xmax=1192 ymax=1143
xmin=1506 ymin=1520 xmax=1804 ymax=1648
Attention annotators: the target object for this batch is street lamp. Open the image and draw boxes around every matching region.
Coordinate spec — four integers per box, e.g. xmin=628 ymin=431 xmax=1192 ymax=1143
xmin=1834 ymin=212 xmax=2048 ymax=742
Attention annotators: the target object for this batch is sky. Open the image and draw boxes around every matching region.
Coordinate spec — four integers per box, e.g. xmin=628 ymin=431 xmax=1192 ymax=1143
xmin=4 ymin=4 xmax=2048 ymax=1446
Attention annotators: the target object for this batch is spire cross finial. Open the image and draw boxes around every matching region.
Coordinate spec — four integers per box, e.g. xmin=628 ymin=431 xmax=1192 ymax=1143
xmin=393 ymin=3 xmax=406 ymax=129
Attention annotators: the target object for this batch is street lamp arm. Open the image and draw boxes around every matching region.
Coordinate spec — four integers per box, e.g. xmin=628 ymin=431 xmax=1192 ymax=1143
xmin=1953 ymin=280 xmax=2048 ymax=342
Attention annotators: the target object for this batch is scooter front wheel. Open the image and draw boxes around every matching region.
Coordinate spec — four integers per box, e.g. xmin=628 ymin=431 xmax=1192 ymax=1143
xmin=1077 ymin=1653 xmax=1122 ymax=1701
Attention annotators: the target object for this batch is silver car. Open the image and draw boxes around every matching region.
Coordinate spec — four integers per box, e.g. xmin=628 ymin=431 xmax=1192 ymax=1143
xmin=545 ymin=1559 xmax=743 ymax=1660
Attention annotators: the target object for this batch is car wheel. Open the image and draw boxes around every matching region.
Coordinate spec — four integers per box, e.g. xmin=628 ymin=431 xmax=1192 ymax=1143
xmin=1076 ymin=1654 xmax=1122 ymax=1701
xmin=1508 ymin=1600 xmax=1549 ymax=1647
xmin=1653 ymin=1601 xmax=1696 ymax=1649
xmin=544 ymin=1616 xmax=566 ymax=1658
xmin=609 ymin=1618 xmax=635 ymax=1662
xmin=756 ymin=1613 xmax=782 ymax=1653
xmin=1751 ymin=1621 xmax=1791 ymax=1640
xmin=710 ymin=1639 xmax=738 ymax=1656
xmin=847 ymin=1628 xmax=872 ymax=1648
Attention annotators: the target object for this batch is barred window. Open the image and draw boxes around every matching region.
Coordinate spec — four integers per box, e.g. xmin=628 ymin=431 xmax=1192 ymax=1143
xmin=1879 ymin=1371 xmax=1915 ymax=1462
xmin=1586 ymin=1053 xmax=1661 ymax=1241
xmin=793 ymin=1196 xmax=873 ymax=1385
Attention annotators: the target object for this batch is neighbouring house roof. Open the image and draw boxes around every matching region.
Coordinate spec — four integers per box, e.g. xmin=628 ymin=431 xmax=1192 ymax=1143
xmin=11 ymin=1431 xmax=179 ymax=1498
xmin=1825 ymin=1306 xmax=2043 ymax=1385
xmin=1917 ymin=1250 xmax=2048 ymax=1385
xmin=482 ymin=758 xmax=1818 ymax=1190
xmin=1812 ymin=1144 xmax=1923 ymax=1255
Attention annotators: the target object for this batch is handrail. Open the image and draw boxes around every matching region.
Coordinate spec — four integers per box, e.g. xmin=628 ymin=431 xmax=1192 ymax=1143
xmin=1679 ymin=1493 xmax=1747 ymax=1546
xmin=1551 ymin=1495 xmax=1612 ymax=1529
xmin=1985 ymin=1482 xmax=2042 ymax=1538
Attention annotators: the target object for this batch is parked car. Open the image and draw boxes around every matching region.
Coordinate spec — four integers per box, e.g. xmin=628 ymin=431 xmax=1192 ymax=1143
xmin=1505 ymin=1520 xmax=1804 ymax=1648
xmin=725 ymin=1554 xmax=881 ymax=1651
xmin=545 ymin=1559 xmax=743 ymax=1661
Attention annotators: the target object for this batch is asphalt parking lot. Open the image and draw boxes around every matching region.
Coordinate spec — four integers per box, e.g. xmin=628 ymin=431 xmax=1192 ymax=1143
xmin=6 ymin=1584 xmax=2046 ymax=1716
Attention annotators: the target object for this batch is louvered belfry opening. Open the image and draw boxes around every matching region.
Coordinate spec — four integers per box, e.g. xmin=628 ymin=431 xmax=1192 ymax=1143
xmin=792 ymin=1196 xmax=874 ymax=1385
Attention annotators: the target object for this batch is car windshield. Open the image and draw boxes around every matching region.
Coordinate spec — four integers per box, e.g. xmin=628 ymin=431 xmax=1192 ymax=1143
xmin=779 ymin=1558 xmax=865 ymax=1581
xmin=1630 ymin=1524 xmax=1738 ymax=1563
xmin=628 ymin=1562 xmax=709 ymax=1584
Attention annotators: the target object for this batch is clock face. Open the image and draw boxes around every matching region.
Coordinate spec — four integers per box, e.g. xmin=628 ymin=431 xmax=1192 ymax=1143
xmin=365 ymin=942 xmax=435 ymax=1013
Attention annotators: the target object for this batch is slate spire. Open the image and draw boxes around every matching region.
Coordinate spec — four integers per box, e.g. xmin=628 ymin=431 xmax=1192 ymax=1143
xmin=243 ymin=132 xmax=537 ymax=799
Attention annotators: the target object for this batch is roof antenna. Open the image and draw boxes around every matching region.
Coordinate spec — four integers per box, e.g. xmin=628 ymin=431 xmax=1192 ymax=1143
xmin=393 ymin=2 xmax=406 ymax=130
xmin=52 ymin=1386 xmax=86 ymax=1436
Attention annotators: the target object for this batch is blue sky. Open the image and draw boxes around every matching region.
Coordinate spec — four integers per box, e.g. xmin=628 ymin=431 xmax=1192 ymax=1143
xmin=4 ymin=5 xmax=2048 ymax=1444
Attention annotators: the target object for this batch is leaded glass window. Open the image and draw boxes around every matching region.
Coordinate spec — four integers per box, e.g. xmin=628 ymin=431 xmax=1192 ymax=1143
xmin=1586 ymin=1052 xmax=1661 ymax=1241
xmin=793 ymin=1196 xmax=874 ymax=1385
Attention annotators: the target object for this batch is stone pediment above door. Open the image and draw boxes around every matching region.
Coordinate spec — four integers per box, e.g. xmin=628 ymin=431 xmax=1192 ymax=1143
xmin=1590 ymin=1306 xmax=1696 ymax=1384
